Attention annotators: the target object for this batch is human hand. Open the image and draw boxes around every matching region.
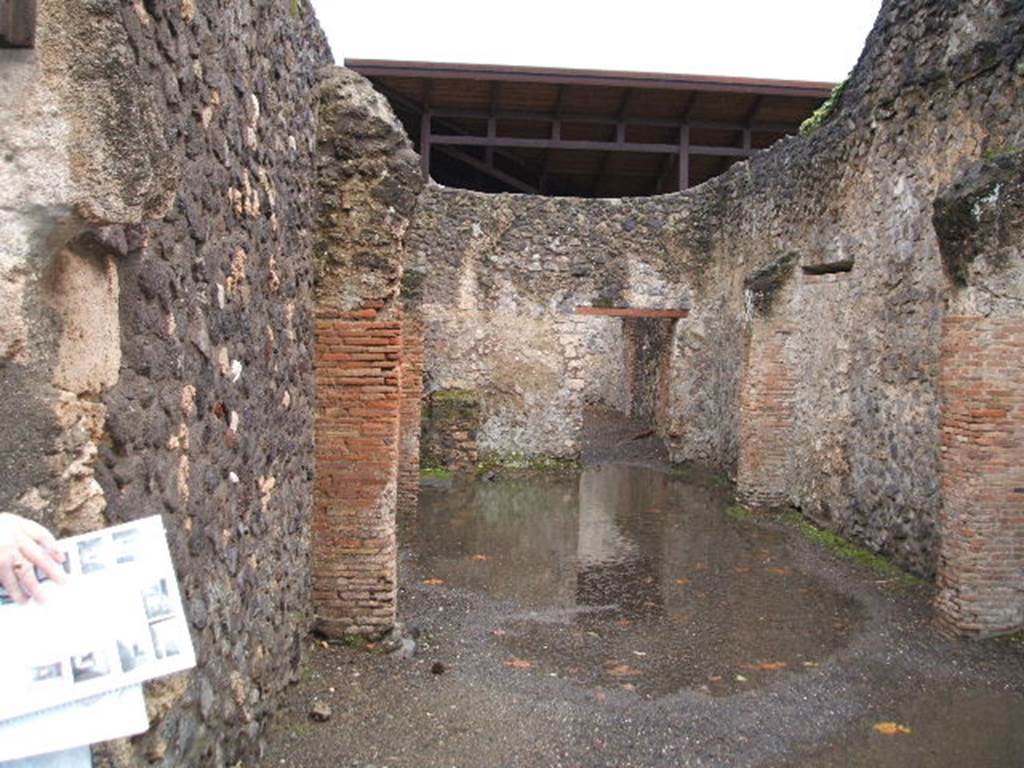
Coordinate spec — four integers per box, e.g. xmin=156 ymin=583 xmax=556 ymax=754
xmin=0 ymin=513 xmax=67 ymax=604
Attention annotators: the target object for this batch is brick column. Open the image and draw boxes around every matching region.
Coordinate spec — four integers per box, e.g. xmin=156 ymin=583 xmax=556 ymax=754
xmin=397 ymin=319 xmax=424 ymax=516
xmin=737 ymin=322 xmax=797 ymax=507
xmin=313 ymin=307 xmax=401 ymax=638
xmin=934 ymin=316 xmax=1024 ymax=637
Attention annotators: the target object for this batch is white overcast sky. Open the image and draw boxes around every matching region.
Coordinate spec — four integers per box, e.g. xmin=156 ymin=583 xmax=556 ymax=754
xmin=310 ymin=0 xmax=883 ymax=83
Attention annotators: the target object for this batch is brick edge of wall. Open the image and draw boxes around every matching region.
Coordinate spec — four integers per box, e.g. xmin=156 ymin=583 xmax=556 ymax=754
xmin=934 ymin=315 xmax=1024 ymax=637
xmin=737 ymin=322 xmax=797 ymax=508
xmin=312 ymin=305 xmax=402 ymax=638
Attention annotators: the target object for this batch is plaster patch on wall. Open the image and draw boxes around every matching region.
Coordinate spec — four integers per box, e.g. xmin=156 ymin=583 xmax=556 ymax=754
xmin=51 ymin=247 xmax=121 ymax=395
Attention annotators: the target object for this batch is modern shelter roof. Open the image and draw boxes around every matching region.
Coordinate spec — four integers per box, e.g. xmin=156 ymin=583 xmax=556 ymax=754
xmin=346 ymin=59 xmax=834 ymax=198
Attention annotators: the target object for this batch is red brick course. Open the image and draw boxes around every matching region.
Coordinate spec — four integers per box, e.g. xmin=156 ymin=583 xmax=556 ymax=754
xmin=313 ymin=306 xmax=402 ymax=638
xmin=934 ymin=316 xmax=1024 ymax=637
xmin=737 ymin=322 xmax=797 ymax=507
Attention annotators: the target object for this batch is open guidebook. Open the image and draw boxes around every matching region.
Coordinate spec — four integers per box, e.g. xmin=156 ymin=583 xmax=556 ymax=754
xmin=0 ymin=516 xmax=196 ymax=762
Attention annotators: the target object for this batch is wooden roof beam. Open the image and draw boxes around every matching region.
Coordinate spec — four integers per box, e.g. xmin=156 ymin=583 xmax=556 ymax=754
xmin=592 ymin=88 xmax=634 ymax=197
xmin=434 ymin=146 xmax=539 ymax=194
xmin=430 ymin=133 xmax=755 ymax=156
xmin=429 ymin=107 xmax=793 ymax=135
xmin=655 ymin=93 xmax=696 ymax=194
xmin=347 ymin=59 xmax=835 ymax=99
xmin=381 ymin=86 xmax=542 ymax=186
xmin=742 ymin=95 xmax=764 ymax=150
xmin=539 ymin=85 xmax=568 ymax=194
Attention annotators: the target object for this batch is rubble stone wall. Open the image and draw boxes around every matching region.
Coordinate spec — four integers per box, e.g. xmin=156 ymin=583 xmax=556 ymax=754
xmin=421 ymin=390 xmax=482 ymax=473
xmin=406 ymin=0 xmax=1024 ymax=636
xmin=1 ymin=0 xmax=331 ymax=764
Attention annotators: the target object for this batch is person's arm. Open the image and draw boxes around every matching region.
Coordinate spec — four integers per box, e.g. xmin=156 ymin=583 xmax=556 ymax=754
xmin=0 ymin=513 xmax=67 ymax=604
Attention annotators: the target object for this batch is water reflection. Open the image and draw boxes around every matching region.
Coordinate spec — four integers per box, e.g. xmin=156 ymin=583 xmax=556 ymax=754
xmin=411 ymin=464 xmax=864 ymax=696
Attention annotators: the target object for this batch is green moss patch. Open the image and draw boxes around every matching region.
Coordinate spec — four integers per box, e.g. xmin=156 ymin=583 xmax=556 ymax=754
xmin=779 ymin=510 xmax=923 ymax=585
xmin=420 ymin=466 xmax=453 ymax=480
xmin=799 ymin=78 xmax=849 ymax=137
xmin=981 ymin=145 xmax=1024 ymax=161
xmin=431 ymin=388 xmax=479 ymax=403
xmin=477 ymin=452 xmax=580 ymax=476
xmin=726 ymin=504 xmax=754 ymax=522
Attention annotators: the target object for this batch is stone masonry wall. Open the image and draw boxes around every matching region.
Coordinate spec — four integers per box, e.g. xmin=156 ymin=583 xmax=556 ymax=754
xmin=1 ymin=1 xmax=331 ymax=765
xmin=404 ymin=195 xmax=702 ymax=460
xmin=406 ymin=0 xmax=1024 ymax=629
xmin=421 ymin=390 xmax=482 ymax=473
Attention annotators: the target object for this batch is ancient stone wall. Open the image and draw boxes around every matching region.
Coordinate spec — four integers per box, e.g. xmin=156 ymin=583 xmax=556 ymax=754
xmin=421 ymin=390 xmax=483 ymax=473
xmin=406 ymin=0 xmax=1024 ymax=635
xmin=1 ymin=1 xmax=331 ymax=764
xmin=404 ymin=194 xmax=701 ymax=460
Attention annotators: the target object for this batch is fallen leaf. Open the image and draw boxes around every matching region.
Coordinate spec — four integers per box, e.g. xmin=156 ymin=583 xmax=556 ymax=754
xmin=741 ymin=661 xmax=788 ymax=671
xmin=605 ymin=661 xmax=641 ymax=678
xmin=733 ymin=566 xmax=751 ymax=574
xmin=674 ymin=577 xmax=690 ymax=585
xmin=421 ymin=578 xmax=446 ymax=586
xmin=616 ymin=618 xmax=633 ymax=627
xmin=735 ymin=674 xmax=748 ymax=682
xmin=692 ymin=562 xmax=709 ymax=571
xmin=708 ymin=675 xmax=723 ymax=683
xmin=802 ymin=661 xmax=820 ymax=668
xmin=491 ymin=628 xmax=506 ymax=637
xmin=873 ymin=722 xmax=912 ymax=736
xmin=505 ymin=658 xmax=533 ymax=669
xmin=469 ymin=554 xmax=490 ymax=561
xmin=620 ymin=683 xmax=636 ymax=691
xmin=765 ymin=567 xmax=790 ymax=575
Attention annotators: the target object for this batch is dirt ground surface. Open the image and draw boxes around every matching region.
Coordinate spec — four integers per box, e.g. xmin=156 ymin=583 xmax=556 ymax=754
xmin=260 ymin=409 xmax=1024 ymax=768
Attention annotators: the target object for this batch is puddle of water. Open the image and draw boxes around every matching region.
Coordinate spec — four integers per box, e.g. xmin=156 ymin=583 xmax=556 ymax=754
xmin=776 ymin=683 xmax=1024 ymax=768
xmin=410 ymin=464 xmax=864 ymax=697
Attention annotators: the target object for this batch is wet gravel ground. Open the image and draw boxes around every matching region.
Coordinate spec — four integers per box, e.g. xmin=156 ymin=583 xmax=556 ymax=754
xmin=260 ymin=410 xmax=1024 ymax=768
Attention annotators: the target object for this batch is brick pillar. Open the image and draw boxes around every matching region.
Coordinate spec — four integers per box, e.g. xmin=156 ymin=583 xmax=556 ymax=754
xmin=313 ymin=307 xmax=401 ymax=638
xmin=398 ymin=319 xmax=424 ymax=516
xmin=934 ymin=316 xmax=1024 ymax=637
xmin=737 ymin=322 xmax=796 ymax=507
